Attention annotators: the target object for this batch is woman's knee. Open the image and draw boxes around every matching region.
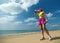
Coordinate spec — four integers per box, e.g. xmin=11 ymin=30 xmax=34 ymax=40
xmin=42 ymin=24 xmax=45 ymax=29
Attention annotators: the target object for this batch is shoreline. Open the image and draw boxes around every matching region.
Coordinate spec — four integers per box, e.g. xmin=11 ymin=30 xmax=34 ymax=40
xmin=0 ymin=30 xmax=60 ymax=43
xmin=0 ymin=31 xmax=40 ymax=38
xmin=0 ymin=30 xmax=60 ymax=37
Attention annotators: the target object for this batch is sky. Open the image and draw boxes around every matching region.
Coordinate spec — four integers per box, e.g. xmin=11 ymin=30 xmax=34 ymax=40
xmin=0 ymin=0 xmax=60 ymax=30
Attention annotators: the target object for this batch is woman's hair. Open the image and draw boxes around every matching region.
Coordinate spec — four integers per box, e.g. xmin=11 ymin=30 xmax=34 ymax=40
xmin=38 ymin=8 xmax=43 ymax=11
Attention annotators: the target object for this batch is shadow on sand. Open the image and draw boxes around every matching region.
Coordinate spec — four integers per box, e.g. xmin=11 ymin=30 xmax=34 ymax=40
xmin=52 ymin=36 xmax=60 ymax=40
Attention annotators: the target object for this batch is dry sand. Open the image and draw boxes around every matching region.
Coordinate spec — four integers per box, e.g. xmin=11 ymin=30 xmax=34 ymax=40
xmin=0 ymin=30 xmax=60 ymax=43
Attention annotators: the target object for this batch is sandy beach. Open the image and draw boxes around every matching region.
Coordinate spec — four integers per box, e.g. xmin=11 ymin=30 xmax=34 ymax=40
xmin=0 ymin=30 xmax=60 ymax=43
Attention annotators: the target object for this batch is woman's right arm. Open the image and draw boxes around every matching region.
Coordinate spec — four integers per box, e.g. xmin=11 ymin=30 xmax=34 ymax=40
xmin=34 ymin=10 xmax=39 ymax=16
xmin=34 ymin=13 xmax=38 ymax=16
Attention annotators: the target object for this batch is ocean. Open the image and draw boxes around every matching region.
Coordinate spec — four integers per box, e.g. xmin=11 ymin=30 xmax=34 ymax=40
xmin=0 ymin=29 xmax=60 ymax=37
xmin=0 ymin=30 xmax=40 ymax=37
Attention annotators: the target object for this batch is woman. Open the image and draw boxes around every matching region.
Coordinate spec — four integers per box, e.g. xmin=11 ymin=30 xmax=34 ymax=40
xmin=34 ymin=8 xmax=52 ymax=40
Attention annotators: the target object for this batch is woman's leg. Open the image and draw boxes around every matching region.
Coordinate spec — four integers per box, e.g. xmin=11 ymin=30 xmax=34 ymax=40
xmin=40 ymin=24 xmax=45 ymax=40
xmin=42 ymin=24 xmax=52 ymax=40
xmin=45 ymin=24 xmax=51 ymax=37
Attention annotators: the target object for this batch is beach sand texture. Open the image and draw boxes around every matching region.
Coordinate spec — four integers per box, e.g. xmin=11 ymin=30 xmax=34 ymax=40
xmin=0 ymin=30 xmax=60 ymax=43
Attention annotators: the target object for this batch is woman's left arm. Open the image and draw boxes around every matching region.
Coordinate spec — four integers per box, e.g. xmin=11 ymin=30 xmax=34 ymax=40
xmin=44 ymin=13 xmax=48 ymax=22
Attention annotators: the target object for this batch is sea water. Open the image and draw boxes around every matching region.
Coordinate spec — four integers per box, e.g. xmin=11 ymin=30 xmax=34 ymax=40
xmin=0 ymin=30 xmax=40 ymax=37
xmin=0 ymin=28 xmax=60 ymax=37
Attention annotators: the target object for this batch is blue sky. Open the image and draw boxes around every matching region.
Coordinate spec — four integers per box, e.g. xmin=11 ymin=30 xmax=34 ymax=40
xmin=0 ymin=0 xmax=60 ymax=30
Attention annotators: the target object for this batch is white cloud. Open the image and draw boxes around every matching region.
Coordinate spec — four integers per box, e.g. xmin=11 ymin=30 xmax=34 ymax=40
xmin=51 ymin=24 xmax=60 ymax=27
xmin=46 ymin=12 xmax=57 ymax=20
xmin=24 ymin=17 xmax=37 ymax=22
xmin=13 ymin=21 xmax=23 ymax=25
xmin=10 ymin=0 xmax=16 ymax=2
xmin=0 ymin=0 xmax=39 ymax=30
xmin=0 ymin=2 xmax=23 ymax=15
xmin=55 ymin=10 xmax=60 ymax=13
xmin=0 ymin=15 xmax=16 ymax=23
xmin=46 ymin=12 xmax=53 ymax=17
xmin=20 ymin=0 xmax=39 ymax=11
xmin=47 ymin=23 xmax=60 ymax=27
xmin=24 ymin=17 xmax=38 ymax=26
xmin=58 ymin=10 xmax=60 ymax=12
xmin=57 ymin=10 xmax=60 ymax=12
xmin=27 ymin=22 xmax=38 ymax=25
xmin=27 ymin=22 xmax=34 ymax=25
xmin=0 ymin=0 xmax=39 ymax=15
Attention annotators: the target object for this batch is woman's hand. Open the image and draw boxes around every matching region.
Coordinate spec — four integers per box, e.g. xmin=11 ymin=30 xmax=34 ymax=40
xmin=34 ymin=10 xmax=38 ymax=16
xmin=46 ymin=19 xmax=48 ymax=22
xmin=34 ymin=13 xmax=38 ymax=16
